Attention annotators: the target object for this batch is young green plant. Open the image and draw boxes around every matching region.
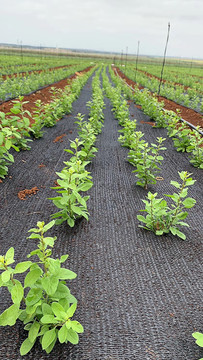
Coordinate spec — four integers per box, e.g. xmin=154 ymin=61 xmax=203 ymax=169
xmin=130 ymin=137 xmax=166 ymax=189
xmin=0 ymin=220 xmax=83 ymax=356
xmin=137 ymin=171 xmax=196 ymax=240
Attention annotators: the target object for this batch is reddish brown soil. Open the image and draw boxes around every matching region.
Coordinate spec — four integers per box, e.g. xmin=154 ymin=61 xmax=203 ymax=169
xmin=140 ymin=121 xmax=154 ymax=126
xmin=17 ymin=186 xmax=39 ymax=200
xmin=53 ymin=134 xmax=66 ymax=143
xmin=114 ymin=67 xmax=203 ymax=128
xmin=0 ymin=66 xmax=92 ymax=126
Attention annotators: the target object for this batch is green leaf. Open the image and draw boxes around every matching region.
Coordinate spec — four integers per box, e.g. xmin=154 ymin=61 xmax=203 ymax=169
xmin=59 ymin=255 xmax=69 ymax=263
xmin=11 ymin=281 xmax=24 ymax=304
xmin=40 ymin=315 xmax=56 ymax=324
xmin=137 ymin=215 xmax=147 ymax=223
xmin=42 ymin=303 xmax=53 ymax=315
xmin=178 ymin=171 xmax=186 ymax=181
xmin=58 ymin=268 xmax=77 ymax=280
xmin=0 ymin=132 xmax=3 ymax=145
xmin=48 ymin=258 xmax=61 ymax=276
xmin=192 ymin=332 xmax=203 ymax=347
xmin=5 ymin=139 xmax=12 ymax=150
xmin=71 ymin=205 xmax=83 ymax=216
xmin=185 ymin=178 xmax=196 ymax=186
xmin=41 ymin=275 xmax=58 ymax=296
xmin=28 ymin=321 xmax=40 ymax=343
xmin=24 ymin=268 xmax=42 ymax=288
xmin=52 ymin=282 xmax=70 ymax=299
xmin=59 ymin=298 xmax=70 ymax=311
xmin=26 ymin=300 xmax=41 ymax=315
xmin=44 ymin=337 xmax=57 ymax=354
xmin=78 ymin=183 xmax=93 ymax=191
xmin=174 ymin=229 xmax=186 ymax=240
xmin=38 ymin=325 xmax=49 ymax=336
xmin=58 ymin=324 xmax=68 ymax=343
xmin=66 ymin=328 xmax=79 ymax=344
xmin=43 ymin=220 xmax=55 ymax=233
xmin=177 ymin=211 xmax=188 ymax=220
xmin=24 ymin=323 xmax=32 ymax=331
xmin=5 ymin=247 xmax=14 ymax=265
xmin=180 ymin=188 xmax=188 ymax=198
xmin=156 ymin=230 xmax=164 ymax=235
xmin=42 ymin=328 xmax=56 ymax=350
xmin=1 ymin=270 xmax=11 ymax=283
xmin=28 ymin=233 xmax=41 ymax=240
xmin=26 ymin=288 xmax=42 ymax=306
xmin=14 ymin=261 xmax=32 ymax=274
xmin=67 ymin=218 xmax=75 ymax=227
xmin=0 ymin=304 xmax=20 ymax=326
xmin=170 ymin=180 xmax=181 ymax=189
xmin=170 ymin=227 xmax=178 ymax=236
xmin=51 ymin=302 xmax=67 ymax=320
xmin=182 ymin=197 xmax=196 ymax=209
xmin=71 ymin=321 xmax=84 ymax=333
xmin=20 ymin=337 xmax=35 ymax=356
xmin=177 ymin=221 xmax=189 ymax=227
xmin=66 ymin=303 xmax=77 ymax=318
xmin=43 ymin=237 xmax=56 ymax=247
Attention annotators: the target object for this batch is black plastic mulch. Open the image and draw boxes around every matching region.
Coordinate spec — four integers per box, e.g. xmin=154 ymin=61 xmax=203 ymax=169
xmin=0 ymin=74 xmax=202 ymax=360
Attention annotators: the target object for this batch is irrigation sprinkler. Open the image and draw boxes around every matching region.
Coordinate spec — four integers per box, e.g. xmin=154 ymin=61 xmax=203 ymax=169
xmin=134 ymin=40 xmax=140 ymax=83
xmin=158 ymin=22 xmax=171 ymax=95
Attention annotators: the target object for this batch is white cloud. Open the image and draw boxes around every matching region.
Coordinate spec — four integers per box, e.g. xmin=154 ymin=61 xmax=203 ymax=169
xmin=0 ymin=0 xmax=202 ymax=58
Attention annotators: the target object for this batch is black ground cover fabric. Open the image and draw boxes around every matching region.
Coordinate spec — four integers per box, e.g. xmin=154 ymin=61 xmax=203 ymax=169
xmin=0 ymin=73 xmax=202 ymax=360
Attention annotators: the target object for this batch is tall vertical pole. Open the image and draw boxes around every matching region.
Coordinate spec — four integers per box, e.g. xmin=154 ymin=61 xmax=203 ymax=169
xmin=158 ymin=22 xmax=170 ymax=95
xmin=125 ymin=46 xmax=128 ymax=72
xmin=135 ymin=40 xmax=140 ymax=83
xmin=20 ymin=41 xmax=23 ymax=63
xmin=121 ymin=50 xmax=123 ymax=66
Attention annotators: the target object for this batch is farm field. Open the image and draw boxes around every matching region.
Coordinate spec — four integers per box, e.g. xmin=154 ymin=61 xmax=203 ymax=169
xmin=118 ymin=61 xmax=203 ymax=114
xmin=0 ymin=55 xmax=93 ymax=102
xmin=114 ymin=67 xmax=203 ymax=128
xmin=0 ymin=57 xmax=203 ymax=359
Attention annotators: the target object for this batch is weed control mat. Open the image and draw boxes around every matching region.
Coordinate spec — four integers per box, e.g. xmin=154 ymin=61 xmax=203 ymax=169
xmin=0 ymin=76 xmax=202 ymax=360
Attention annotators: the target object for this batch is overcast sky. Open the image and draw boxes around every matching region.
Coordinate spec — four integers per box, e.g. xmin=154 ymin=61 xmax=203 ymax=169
xmin=0 ymin=0 xmax=203 ymax=59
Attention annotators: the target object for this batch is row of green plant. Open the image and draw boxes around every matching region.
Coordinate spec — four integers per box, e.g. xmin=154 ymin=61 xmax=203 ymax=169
xmin=0 ymin=58 xmax=80 ymax=76
xmin=0 ymin=67 xmax=105 ymax=356
xmin=102 ymin=67 xmax=197 ymax=242
xmin=0 ymin=66 xmax=96 ymax=179
xmin=0 ymin=64 xmax=75 ymax=83
xmin=110 ymin=66 xmax=202 ymax=359
xmin=120 ymin=65 xmax=202 ymax=113
xmin=50 ymin=67 xmax=105 ymax=227
xmin=135 ymin=63 xmax=203 ymax=91
xmin=102 ymin=67 xmax=167 ymax=189
xmin=0 ymin=54 xmax=83 ymax=68
xmin=110 ymin=66 xmax=203 ymax=169
xmin=0 ymin=62 xmax=92 ymax=102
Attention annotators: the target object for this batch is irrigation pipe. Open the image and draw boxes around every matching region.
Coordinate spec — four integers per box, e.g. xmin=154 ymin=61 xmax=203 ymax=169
xmin=114 ymin=68 xmax=203 ymax=136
